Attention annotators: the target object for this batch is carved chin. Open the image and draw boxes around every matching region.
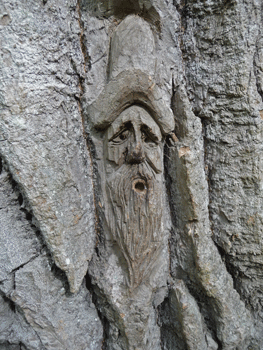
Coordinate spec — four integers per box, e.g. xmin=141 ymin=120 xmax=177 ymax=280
xmin=105 ymin=163 xmax=164 ymax=289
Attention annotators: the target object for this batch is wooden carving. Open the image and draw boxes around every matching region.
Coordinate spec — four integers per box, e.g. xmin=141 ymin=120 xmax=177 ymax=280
xmin=103 ymin=105 xmax=165 ymax=289
xmin=86 ymin=15 xmax=175 ymax=291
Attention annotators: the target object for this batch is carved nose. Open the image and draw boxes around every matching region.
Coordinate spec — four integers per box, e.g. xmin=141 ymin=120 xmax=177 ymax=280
xmin=126 ymin=142 xmax=145 ymax=164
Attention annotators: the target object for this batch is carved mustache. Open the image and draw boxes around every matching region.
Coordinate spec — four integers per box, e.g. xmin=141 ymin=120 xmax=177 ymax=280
xmin=106 ymin=162 xmax=156 ymax=201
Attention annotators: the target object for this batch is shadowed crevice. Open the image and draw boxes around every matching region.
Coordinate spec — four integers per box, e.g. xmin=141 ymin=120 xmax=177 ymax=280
xmin=85 ymin=273 xmax=112 ymax=350
xmin=0 ymin=158 xmax=70 ymax=295
xmin=76 ymin=0 xmax=103 ymax=257
xmin=253 ymin=31 xmax=263 ymax=103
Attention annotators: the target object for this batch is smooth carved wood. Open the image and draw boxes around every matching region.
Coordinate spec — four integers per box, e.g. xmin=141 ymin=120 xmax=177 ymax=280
xmin=104 ymin=105 xmax=165 ymax=289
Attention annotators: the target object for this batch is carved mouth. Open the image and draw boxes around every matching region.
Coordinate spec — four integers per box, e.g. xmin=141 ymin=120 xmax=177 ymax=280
xmin=132 ymin=179 xmax=147 ymax=194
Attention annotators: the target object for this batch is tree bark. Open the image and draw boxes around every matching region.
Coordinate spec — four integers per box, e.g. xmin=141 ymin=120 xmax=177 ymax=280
xmin=0 ymin=0 xmax=263 ymax=349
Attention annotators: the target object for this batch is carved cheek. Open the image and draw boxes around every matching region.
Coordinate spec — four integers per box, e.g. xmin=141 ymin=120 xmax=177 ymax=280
xmin=107 ymin=142 xmax=128 ymax=166
xmin=144 ymin=145 xmax=163 ymax=173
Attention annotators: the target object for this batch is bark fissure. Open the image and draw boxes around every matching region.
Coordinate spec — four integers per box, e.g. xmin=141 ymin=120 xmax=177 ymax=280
xmin=76 ymin=0 xmax=100 ymax=247
xmin=253 ymin=30 xmax=263 ymax=103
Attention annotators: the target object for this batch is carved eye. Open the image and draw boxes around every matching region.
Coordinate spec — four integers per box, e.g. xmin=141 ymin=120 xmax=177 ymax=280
xmin=141 ymin=128 xmax=158 ymax=146
xmin=111 ymin=129 xmax=130 ymax=144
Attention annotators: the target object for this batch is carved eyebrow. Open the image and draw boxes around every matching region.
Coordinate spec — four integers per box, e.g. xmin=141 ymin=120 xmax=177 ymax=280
xmin=140 ymin=125 xmax=160 ymax=143
xmin=109 ymin=121 xmax=132 ymax=141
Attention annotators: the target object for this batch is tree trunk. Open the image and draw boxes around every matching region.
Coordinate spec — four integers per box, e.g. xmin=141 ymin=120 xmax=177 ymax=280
xmin=0 ymin=0 xmax=263 ymax=349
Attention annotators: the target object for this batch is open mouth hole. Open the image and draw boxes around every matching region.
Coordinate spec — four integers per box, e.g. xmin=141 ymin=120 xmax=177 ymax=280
xmin=132 ymin=179 xmax=147 ymax=193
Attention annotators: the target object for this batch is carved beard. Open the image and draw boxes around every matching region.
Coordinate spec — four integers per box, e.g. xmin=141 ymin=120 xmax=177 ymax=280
xmin=105 ymin=162 xmax=163 ymax=289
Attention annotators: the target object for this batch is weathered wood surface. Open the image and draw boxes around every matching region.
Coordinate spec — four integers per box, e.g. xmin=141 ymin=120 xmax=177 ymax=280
xmin=1 ymin=0 xmax=263 ymax=349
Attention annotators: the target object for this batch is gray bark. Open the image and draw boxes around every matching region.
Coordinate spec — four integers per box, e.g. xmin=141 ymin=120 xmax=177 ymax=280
xmin=0 ymin=0 xmax=263 ymax=349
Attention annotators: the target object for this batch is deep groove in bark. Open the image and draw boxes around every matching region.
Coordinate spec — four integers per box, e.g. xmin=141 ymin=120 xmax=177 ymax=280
xmin=1 ymin=160 xmax=44 ymax=248
xmin=253 ymin=32 xmax=263 ymax=103
xmin=76 ymin=0 xmax=103 ymax=253
xmin=85 ymin=274 xmax=109 ymax=350
xmin=76 ymin=5 xmax=109 ymax=344
xmin=0 ymin=159 xmax=71 ymax=294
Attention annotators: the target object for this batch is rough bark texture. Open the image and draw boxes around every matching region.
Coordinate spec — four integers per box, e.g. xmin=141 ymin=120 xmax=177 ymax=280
xmin=1 ymin=0 xmax=263 ymax=349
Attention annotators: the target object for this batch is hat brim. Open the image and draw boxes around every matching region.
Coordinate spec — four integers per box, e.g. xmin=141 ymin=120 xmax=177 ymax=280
xmin=85 ymin=70 xmax=175 ymax=135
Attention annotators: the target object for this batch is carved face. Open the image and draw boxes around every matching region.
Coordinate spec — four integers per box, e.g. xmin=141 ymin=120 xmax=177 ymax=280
xmin=103 ymin=105 xmax=165 ymax=289
xmin=105 ymin=105 xmax=163 ymax=176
